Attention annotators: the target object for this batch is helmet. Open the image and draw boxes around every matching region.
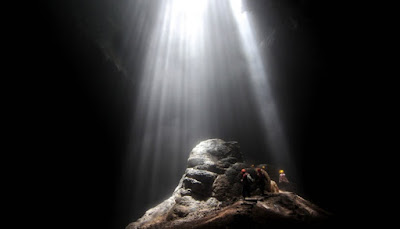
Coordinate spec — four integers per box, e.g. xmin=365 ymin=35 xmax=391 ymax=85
xmin=241 ymin=169 xmax=246 ymax=173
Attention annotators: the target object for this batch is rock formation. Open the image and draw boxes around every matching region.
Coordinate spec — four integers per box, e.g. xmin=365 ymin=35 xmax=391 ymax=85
xmin=126 ymin=139 xmax=330 ymax=229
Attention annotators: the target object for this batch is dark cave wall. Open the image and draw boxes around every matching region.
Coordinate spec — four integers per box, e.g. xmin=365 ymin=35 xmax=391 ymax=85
xmin=27 ymin=1 xmax=351 ymax=228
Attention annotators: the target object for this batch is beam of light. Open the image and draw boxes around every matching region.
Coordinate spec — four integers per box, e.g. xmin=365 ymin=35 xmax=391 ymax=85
xmin=122 ymin=0 xmax=296 ymax=218
xmin=229 ymin=0 xmax=294 ymax=172
xmin=129 ymin=0 xmax=213 ymax=203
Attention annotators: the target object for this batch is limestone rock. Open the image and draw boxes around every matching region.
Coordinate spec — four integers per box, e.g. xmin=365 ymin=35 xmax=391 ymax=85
xmin=126 ymin=139 xmax=330 ymax=229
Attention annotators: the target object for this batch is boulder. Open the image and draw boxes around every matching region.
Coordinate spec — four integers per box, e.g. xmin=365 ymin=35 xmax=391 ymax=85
xmin=126 ymin=139 xmax=330 ymax=229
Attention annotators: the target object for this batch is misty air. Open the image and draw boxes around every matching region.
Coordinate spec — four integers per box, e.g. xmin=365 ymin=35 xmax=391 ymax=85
xmin=29 ymin=0 xmax=353 ymax=228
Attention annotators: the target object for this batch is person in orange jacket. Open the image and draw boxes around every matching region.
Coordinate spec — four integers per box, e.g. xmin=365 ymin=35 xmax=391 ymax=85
xmin=256 ymin=167 xmax=272 ymax=195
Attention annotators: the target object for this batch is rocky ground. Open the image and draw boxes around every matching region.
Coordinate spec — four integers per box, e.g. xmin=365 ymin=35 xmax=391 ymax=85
xmin=126 ymin=139 xmax=331 ymax=229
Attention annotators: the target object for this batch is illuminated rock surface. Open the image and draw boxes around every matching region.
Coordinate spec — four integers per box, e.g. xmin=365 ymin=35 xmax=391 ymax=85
xmin=126 ymin=139 xmax=330 ymax=229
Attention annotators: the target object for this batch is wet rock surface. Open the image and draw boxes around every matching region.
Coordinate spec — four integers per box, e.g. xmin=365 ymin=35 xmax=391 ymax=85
xmin=126 ymin=139 xmax=331 ymax=229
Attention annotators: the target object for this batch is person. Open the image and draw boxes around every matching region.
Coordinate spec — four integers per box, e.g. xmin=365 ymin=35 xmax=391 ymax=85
xmin=240 ymin=169 xmax=254 ymax=198
xmin=256 ymin=167 xmax=272 ymax=195
xmin=279 ymin=169 xmax=289 ymax=183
